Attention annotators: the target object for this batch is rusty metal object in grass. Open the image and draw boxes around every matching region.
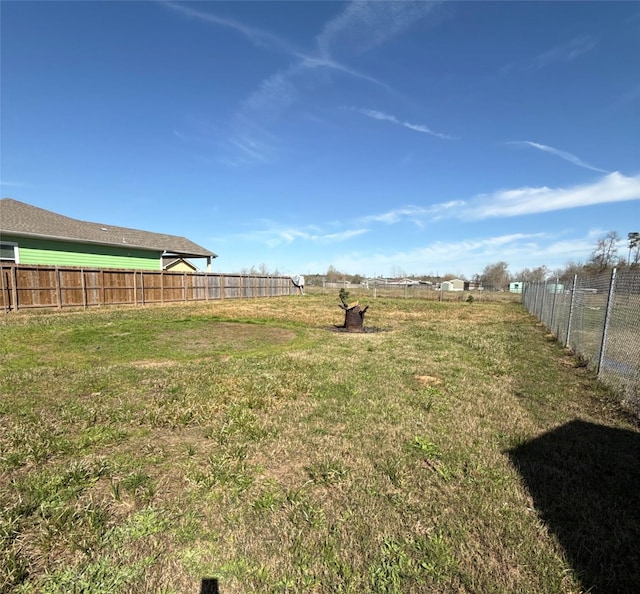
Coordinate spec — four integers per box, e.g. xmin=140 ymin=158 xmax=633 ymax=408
xmin=338 ymin=294 xmax=369 ymax=333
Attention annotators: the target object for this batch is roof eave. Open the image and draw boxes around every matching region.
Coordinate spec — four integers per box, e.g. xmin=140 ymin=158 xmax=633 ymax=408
xmin=3 ymin=230 xmax=216 ymax=258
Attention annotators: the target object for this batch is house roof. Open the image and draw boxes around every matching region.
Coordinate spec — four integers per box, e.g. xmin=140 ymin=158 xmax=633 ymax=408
xmin=162 ymin=256 xmax=198 ymax=270
xmin=0 ymin=198 xmax=216 ymax=258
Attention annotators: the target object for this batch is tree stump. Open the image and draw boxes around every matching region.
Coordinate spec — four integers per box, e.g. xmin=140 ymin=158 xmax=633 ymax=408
xmin=338 ymin=295 xmax=369 ymax=332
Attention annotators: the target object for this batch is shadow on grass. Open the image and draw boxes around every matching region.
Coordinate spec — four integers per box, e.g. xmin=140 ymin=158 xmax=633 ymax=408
xmin=508 ymin=419 xmax=640 ymax=593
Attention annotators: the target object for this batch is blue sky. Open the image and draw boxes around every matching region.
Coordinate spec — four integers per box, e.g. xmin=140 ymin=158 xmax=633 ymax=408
xmin=2 ymin=1 xmax=639 ymax=278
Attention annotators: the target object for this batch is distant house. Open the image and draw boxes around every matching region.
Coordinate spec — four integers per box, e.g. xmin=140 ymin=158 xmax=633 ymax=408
xmin=509 ymin=281 xmax=524 ymax=293
xmin=162 ymin=256 xmax=199 ymax=273
xmin=440 ymin=278 xmax=465 ymax=291
xmin=0 ymin=198 xmax=216 ymax=271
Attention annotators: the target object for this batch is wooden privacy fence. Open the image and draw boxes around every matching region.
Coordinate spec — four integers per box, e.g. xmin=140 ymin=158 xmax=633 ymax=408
xmin=0 ymin=264 xmax=297 ymax=311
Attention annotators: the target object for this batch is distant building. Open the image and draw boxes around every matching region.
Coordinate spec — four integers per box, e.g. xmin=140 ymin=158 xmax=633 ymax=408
xmin=467 ymin=280 xmax=482 ymax=291
xmin=162 ymin=256 xmax=199 ymax=273
xmin=440 ymin=278 xmax=465 ymax=291
xmin=509 ymin=281 xmax=524 ymax=293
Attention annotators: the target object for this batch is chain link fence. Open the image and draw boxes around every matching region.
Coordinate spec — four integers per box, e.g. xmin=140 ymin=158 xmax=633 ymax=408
xmin=522 ymin=269 xmax=640 ymax=410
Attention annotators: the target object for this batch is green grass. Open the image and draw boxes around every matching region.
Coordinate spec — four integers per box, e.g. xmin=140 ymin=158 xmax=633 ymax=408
xmin=1 ymin=293 xmax=638 ymax=593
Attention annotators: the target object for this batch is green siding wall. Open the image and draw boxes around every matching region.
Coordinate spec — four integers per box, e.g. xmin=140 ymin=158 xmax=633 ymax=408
xmin=3 ymin=236 xmax=162 ymax=270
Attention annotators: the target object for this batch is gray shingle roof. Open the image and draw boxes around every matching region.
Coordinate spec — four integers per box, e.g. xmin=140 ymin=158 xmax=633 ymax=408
xmin=0 ymin=198 xmax=216 ymax=258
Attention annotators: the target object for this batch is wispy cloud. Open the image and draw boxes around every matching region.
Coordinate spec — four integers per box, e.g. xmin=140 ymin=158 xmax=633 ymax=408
xmin=530 ymin=35 xmax=597 ymax=70
xmin=361 ymin=173 xmax=640 ymax=228
xmin=610 ymin=82 xmax=640 ymax=109
xmin=362 ymin=205 xmax=431 ymax=225
xmin=463 ymin=172 xmax=640 ymax=220
xmin=316 ymin=1 xmax=442 ymax=57
xmin=507 ymin=140 xmax=609 ymax=173
xmin=164 ymin=1 xmax=297 ymax=56
xmin=228 ymin=136 xmax=274 ymax=165
xmin=298 ymin=55 xmax=387 ymax=88
xmin=362 ymin=202 xmax=464 ymax=226
xmin=0 ymin=180 xmax=30 ymax=189
xmin=165 ymin=1 xmax=440 ymax=164
xmin=237 ymin=223 xmax=368 ymax=248
xmin=501 ymin=34 xmax=598 ymax=75
xmin=242 ymin=67 xmax=301 ymax=119
xmin=358 ymin=108 xmax=454 ymax=140
xmin=165 ymin=0 xmax=385 ymax=86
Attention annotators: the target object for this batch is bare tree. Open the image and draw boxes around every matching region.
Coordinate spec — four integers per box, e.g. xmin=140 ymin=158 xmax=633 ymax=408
xmin=390 ymin=265 xmax=407 ymax=279
xmin=442 ymin=272 xmax=460 ymax=281
xmin=515 ymin=266 xmax=548 ymax=282
xmin=480 ymin=261 xmax=510 ymax=291
xmin=325 ymin=265 xmax=343 ymax=282
xmin=588 ymin=231 xmax=621 ymax=273
xmin=552 ymin=260 xmax=586 ymax=280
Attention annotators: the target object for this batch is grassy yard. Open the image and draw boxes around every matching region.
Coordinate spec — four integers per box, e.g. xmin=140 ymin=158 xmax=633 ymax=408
xmin=1 ymin=292 xmax=638 ymax=593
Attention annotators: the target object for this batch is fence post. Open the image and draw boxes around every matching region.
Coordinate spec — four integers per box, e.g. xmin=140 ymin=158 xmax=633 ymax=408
xmin=55 ymin=267 xmax=62 ymax=310
xmin=81 ymin=269 xmax=87 ymax=309
xmin=540 ymin=280 xmax=547 ymax=321
xmin=566 ymin=274 xmax=577 ymax=346
xmin=1 ymin=266 xmax=9 ymax=312
xmin=528 ymin=282 xmax=534 ymax=310
xmin=133 ymin=271 xmax=138 ymax=306
xmin=597 ymin=267 xmax=617 ymax=376
xmin=10 ymin=266 xmax=18 ymax=311
xmin=550 ymin=277 xmax=559 ymax=334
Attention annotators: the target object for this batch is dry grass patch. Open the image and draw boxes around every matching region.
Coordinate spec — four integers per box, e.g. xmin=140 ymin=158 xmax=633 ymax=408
xmin=130 ymin=360 xmax=177 ymax=369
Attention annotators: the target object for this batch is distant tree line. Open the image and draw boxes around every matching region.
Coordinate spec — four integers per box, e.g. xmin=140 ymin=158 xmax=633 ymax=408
xmin=304 ymin=265 xmax=465 ymax=287
xmin=237 ymin=263 xmax=283 ymax=277
xmin=238 ymin=231 xmax=640 ymax=292
xmin=479 ymin=230 xmax=640 ymax=291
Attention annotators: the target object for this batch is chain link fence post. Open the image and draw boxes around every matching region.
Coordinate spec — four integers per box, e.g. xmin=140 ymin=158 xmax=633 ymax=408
xmin=566 ymin=274 xmax=577 ymax=346
xmin=597 ymin=268 xmax=617 ymax=376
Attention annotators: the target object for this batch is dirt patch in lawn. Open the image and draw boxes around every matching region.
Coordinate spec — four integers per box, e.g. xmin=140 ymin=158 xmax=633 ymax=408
xmin=157 ymin=321 xmax=298 ymax=355
xmin=414 ymin=374 xmax=441 ymax=386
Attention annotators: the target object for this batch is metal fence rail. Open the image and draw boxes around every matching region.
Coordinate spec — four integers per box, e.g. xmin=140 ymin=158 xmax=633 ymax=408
xmin=522 ymin=269 xmax=640 ymax=408
xmin=0 ymin=264 xmax=297 ymax=311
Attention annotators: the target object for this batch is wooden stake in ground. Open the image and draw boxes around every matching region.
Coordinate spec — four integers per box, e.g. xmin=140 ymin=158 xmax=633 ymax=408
xmin=338 ymin=295 xmax=369 ymax=332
